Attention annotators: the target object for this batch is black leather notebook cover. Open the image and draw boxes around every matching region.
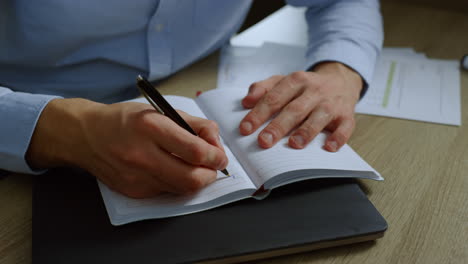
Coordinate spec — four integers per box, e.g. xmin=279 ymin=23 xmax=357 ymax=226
xmin=32 ymin=168 xmax=387 ymax=264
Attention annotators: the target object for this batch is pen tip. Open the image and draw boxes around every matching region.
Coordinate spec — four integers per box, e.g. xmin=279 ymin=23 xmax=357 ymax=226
xmin=136 ymin=75 xmax=144 ymax=82
xmin=221 ymin=169 xmax=230 ymax=177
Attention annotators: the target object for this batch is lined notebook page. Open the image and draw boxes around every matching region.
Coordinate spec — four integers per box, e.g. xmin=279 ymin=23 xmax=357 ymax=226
xmin=197 ymin=89 xmax=382 ymax=189
xmin=98 ymin=153 xmax=253 ymax=224
xmin=98 ymin=97 xmax=256 ymax=225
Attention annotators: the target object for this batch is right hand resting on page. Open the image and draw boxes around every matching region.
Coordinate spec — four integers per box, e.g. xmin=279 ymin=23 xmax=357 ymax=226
xmin=26 ymin=98 xmax=228 ymax=198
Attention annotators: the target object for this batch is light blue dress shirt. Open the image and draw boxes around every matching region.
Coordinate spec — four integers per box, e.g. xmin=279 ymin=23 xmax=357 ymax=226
xmin=0 ymin=0 xmax=383 ymax=173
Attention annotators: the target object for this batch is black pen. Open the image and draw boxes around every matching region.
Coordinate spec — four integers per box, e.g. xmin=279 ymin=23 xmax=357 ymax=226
xmin=136 ymin=75 xmax=230 ymax=176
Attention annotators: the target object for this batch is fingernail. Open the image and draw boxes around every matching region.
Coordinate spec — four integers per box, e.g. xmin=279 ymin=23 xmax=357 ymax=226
xmin=241 ymin=121 xmax=252 ymax=133
xmin=248 ymin=85 xmax=256 ymax=95
xmin=220 ymin=157 xmax=228 ymax=170
xmin=207 ymin=149 xmax=218 ymax=164
xmin=328 ymin=141 xmax=338 ymax=152
xmin=216 ymin=136 xmax=223 ymax=148
xmin=292 ymin=135 xmax=304 ymax=147
xmin=242 ymin=99 xmax=254 ymax=108
xmin=260 ymin=132 xmax=273 ymax=146
xmin=208 ymin=150 xmax=226 ymax=170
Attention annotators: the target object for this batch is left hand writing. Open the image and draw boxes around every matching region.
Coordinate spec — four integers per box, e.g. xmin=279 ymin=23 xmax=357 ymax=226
xmin=239 ymin=62 xmax=363 ymax=152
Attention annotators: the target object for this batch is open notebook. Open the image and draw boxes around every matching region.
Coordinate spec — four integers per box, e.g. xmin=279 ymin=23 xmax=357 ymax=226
xmin=98 ymin=89 xmax=383 ymax=225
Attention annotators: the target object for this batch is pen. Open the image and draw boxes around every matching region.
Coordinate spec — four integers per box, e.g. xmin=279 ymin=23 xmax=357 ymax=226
xmin=136 ymin=75 xmax=230 ymax=176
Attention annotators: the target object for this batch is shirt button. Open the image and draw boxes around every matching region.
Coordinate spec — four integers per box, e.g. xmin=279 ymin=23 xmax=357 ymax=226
xmin=155 ymin=24 xmax=164 ymax=32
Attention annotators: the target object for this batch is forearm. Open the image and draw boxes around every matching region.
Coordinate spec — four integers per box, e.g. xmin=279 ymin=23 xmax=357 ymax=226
xmin=289 ymin=0 xmax=383 ymax=89
xmin=26 ymin=98 xmax=102 ymax=170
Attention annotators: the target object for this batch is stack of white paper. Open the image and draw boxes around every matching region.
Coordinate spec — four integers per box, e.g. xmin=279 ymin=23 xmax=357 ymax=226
xmin=218 ymin=6 xmax=461 ymax=126
xmin=356 ymin=48 xmax=460 ymax=125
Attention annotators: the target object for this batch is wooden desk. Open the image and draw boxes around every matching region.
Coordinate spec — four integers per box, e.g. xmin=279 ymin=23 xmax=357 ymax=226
xmin=1 ymin=2 xmax=467 ymax=263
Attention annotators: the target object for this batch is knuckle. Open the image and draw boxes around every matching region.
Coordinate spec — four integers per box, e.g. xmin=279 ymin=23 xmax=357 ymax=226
xmin=244 ymin=111 xmax=262 ymax=127
xmin=303 ymin=85 xmax=321 ymax=99
xmin=135 ymin=110 xmax=154 ymax=127
xmin=135 ymin=111 xmax=164 ymax=134
xmin=187 ymin=141 xmax=206 ymax=164
xmin=263 ymin=91 xmax=282 ymax=107
xmin=205 ymin=120 xmax=219 ymax=132
xmin=334 ymin=131 xmax=348 ymax=143
xmin=318 ymin=101 xmax=335 ymax=115
xmin=265 ymin=122 xmax=286 ymax=138
xmin=297 ymin=125 xmax=320 ymax=140
xmin=290 ymin=71 xmax=309 ymax=83
xmin=314 ymin=80 xmax=328 ymax=91
xmin=285 ymin=101 xmax=307 ymax=114
xmin=302 ymin=89 xmax=318 ymax=101
xmin=138 ymin=111 xmax=154 ymax=125
xmin=248 ymin=82 xmax=263 ymax=93
xmin=183 ymin=175 xmax=206 ymax=193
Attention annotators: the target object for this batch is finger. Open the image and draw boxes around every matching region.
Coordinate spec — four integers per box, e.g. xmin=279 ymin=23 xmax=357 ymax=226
xmin=149 ymin=146 xmax=218 ymax=194
xmin=148 ymin=117 xmax=228 ymax=171
xmin=117 ymin=174 xmax=178 ymax=198
xmin=323 ymin=118 xmax=355 ymax=152
xmin=257 ymin=91 xmax=320 ymax=148
xmin=240 ymin=73 xmax=307 ymax=136
xmin=96 ymin=165 xmax=178 ymax=198
xmin=179 ymin=111 xmax=225 ymax=152
xmin=242 ymin=75 xmax=284 ymax=108
xmin=117 ymin=143 xmax=217 ymax=196
xmin=288 ymin=103 xmax=335 ymax=149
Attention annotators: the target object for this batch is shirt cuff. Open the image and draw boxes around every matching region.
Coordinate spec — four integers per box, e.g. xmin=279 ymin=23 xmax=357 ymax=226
xmin=0 ymin=90 xmax=61 ymax=174
xmin=304 ymin=39 xmax=380 ymax=98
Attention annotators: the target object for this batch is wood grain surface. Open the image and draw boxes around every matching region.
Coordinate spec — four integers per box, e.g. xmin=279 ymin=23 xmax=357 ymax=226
xmin=1 ymin=1 xmax=467 ymax=263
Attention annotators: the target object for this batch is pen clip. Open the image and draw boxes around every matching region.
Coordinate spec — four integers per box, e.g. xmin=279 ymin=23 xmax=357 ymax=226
xmin=137 ymin=84 xmax=165 ymax=115
xmin=136 ymin=75 xmax=197 ymax=135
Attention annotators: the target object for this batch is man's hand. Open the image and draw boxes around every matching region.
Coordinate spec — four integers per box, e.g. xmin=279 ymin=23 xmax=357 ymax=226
xmin=26 ymin=99 xmax=228 ymax=198
xmin=239 ymin=62 xmax=363 ymax=152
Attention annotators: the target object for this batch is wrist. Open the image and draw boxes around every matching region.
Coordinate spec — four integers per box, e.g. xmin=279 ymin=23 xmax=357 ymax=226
xmin=26 ymin=98 xmax=102 ymax=169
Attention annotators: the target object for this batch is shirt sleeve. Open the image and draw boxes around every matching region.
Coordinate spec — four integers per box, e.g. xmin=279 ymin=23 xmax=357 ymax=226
xmin=0 ymin=86 xmax=61 ymax=174
xmin=287 ymin=0 xmax=383 ymax=95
